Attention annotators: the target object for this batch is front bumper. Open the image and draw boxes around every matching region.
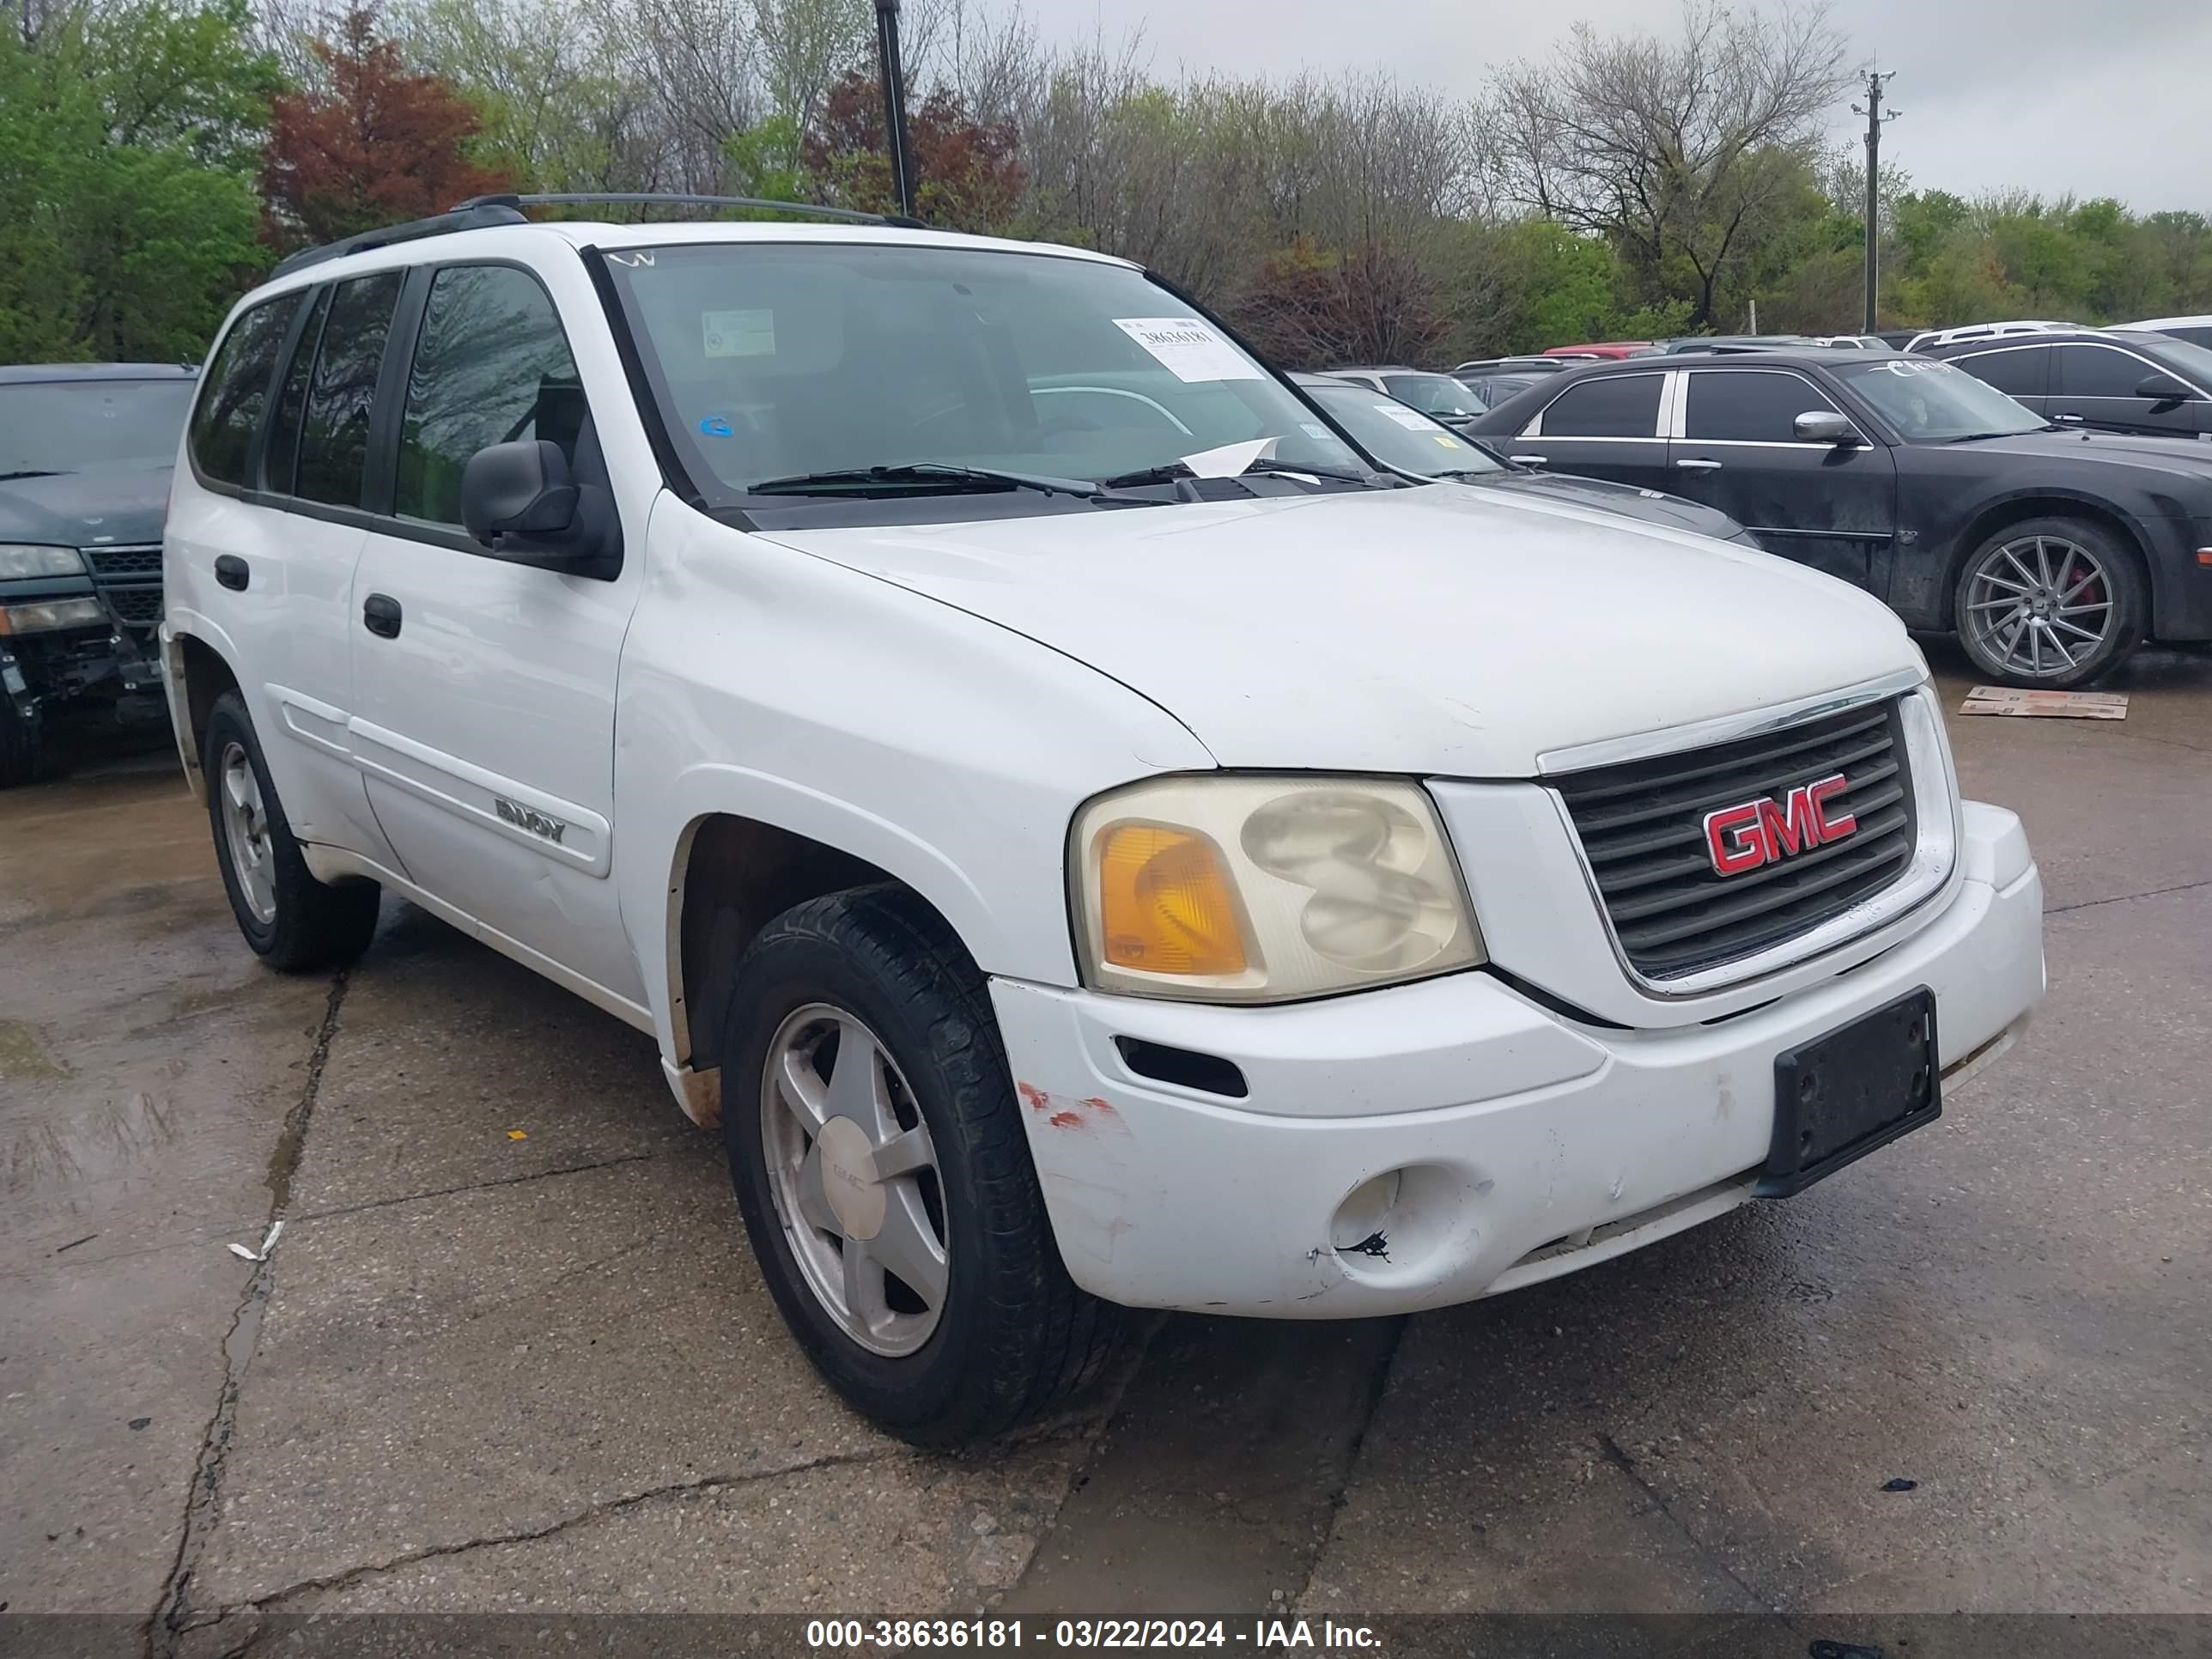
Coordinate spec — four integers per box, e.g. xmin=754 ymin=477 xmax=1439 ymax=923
xmin=992 ymin=800 xmax=2043 ymax=1317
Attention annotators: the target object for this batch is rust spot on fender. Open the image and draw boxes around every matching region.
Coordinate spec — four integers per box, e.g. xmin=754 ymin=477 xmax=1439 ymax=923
xmin=1079 ymin=1097 xmax=1116 ymax=1115
xmin=1048 ymin=1110 xmax=1084 ymax=1129
xmin=1017 ymin=1081 xmax=1050 ymax=1111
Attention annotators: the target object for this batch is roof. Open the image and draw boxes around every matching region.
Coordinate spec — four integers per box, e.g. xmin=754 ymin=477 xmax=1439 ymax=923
xmin=2129 ymin=314 xmax=2212 ymax=330
xmin=1326 ymin=365 xmax=1422 ymax=376
xmin=248 ymin=209 xmax=1134 ymax=308
xmin=0 ymin=362 xmax=198 ymax=384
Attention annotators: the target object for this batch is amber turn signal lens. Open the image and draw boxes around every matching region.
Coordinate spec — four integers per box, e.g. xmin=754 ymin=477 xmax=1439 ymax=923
xmin=1096 ymin=824 xmax=1248 ymax=976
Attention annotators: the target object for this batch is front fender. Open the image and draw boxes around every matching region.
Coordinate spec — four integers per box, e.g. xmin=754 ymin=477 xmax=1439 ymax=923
xmin=614 ymin=496 xmax=1216 ymax=1076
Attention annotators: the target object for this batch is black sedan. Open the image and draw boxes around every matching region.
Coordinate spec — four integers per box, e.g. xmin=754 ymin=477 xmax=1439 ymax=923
xmin=1919 ymin=328 xmax=2212 ymax=441
xmin=1292 ymin=374 xmax=1753 ymax=544
xmin=1468 ymin=350 xmax=2212 ymax=686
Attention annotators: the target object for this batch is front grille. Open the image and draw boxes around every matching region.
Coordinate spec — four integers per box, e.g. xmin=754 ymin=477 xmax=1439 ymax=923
xmin=82 ymin=544 xmax=162 ymax=577
xmin=102 ymin=586 xmax=164 ymax=627
xmin=1554 ymin=699 xmax=1917 ymax=981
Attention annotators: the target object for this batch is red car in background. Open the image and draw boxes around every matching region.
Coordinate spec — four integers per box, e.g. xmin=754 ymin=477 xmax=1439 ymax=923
xmin=1542 ymin=342 xmax=1659 ymax=360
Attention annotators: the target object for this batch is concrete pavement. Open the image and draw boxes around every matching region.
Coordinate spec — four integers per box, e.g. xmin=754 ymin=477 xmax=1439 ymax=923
xmin=2 ymin=645 xmax=2206 ymax=1643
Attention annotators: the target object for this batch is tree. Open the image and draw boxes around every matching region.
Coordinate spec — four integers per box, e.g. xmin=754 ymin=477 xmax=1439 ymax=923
xmin=804 ymin=69 xmax=1024 ymax=232
xmin=1481 ymin=1 xmax=1853 ymax=328
xmin=0 ymin=0 xmax=271 ymax=361
xmin=261 ymin=6 xmax=508 ymax=247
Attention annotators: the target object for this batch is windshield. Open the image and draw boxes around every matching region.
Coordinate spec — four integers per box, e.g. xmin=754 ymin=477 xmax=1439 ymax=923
xmin=601 ymin=243 xmax=1366 ymax=513
xmin=2128 ymin=331 xmax=2212 ymax=389
xmin=1305 ymin=384 xmax=1502 ymax=477
xmin=1832 ymin=357 xmax=2045 ymax=441
xmin=0 ymin=379 xmax=195 ymax=476
xmin=1380 ymin=374 xmax=1486 ymax=419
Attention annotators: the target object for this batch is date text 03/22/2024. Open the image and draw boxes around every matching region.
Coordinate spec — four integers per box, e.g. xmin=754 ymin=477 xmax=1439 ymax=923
xmin=803 ymin=1620 xmax=1382 ymax=1650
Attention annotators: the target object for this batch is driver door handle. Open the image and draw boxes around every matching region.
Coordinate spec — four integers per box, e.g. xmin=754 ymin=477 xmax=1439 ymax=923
xmin=2052 ymin=412 xmax=2085 ymax=425
xmin=362 ymin=593 xmax=403 ymax=639
xmin=1674 ymin=457 xmax=1723 ymax=471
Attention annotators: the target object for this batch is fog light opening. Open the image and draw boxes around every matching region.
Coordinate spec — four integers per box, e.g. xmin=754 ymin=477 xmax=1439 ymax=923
xmin=1328 ymin=1163 xmax=1483 ymax=1279
xmin=1330 ymin=1170 xmax=1402 ymax=1256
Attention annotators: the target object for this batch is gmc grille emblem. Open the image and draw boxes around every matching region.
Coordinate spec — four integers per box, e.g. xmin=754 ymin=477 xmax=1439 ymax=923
xmin=1702 ymin=774 xmax=1856 ymax=877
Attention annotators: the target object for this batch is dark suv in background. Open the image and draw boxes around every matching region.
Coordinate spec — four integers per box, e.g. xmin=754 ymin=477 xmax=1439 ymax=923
xmin=1922 ymin=328 xmax=2212 ymax=441
xmin=0 ymin=363 xmax=194 ymax=784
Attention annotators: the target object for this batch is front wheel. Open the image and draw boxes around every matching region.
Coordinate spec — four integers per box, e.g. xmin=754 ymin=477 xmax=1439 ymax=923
xmin=1954 ymin=518 xmax=2145 ymax=688
xmin=203 ymin=690 xmax=381 ymax=970
xmin=720 ymin=884 xmax=1124 ymax=1447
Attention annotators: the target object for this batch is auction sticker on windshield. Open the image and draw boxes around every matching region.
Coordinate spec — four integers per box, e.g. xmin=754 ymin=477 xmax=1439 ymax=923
xmin=1371 ymin=402 xmax=1435 ymax=430
xmin=1115 ymin=318 xmax=1264 ymax=382
xmin=704 ymin=309 xmax=775 ymax=357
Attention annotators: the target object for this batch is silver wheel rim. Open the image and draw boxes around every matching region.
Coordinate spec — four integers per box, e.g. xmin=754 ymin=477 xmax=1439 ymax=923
xmin=218 ymin=741 xmax=278 ymax=926
xmin=760 ymin=1003 xmax=948 ymax=1358
xmin=1964 ymin=535 xmax=2114 ymax=680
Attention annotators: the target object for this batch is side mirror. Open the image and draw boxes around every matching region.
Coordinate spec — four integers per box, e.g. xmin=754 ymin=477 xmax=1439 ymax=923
xmin=2135 ymin=375 xmax=2194 ymax=404
xmin=460 ymin=440 xmax=620 ymax=574
xmin=1794 ymin=410 xmax=1859 ymax=446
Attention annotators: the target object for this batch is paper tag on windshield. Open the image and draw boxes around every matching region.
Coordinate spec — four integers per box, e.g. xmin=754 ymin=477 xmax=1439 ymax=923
xmin=703 ymin=309 xmax=775 ymax=358
xmin=1371 ymin=402 xmax=1434 ymax=430
xmin=1115 ymin=318 xmax=1263 ymax=383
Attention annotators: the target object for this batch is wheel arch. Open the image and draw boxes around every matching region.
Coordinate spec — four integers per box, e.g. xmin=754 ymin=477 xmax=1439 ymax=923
xmin=167 ymin=629 xmax=243 ymax=801
xmin=1940 ymin=495 xmax=2151 ymax=630
xmin=659 ymin=809 xmax=995 ymax=1128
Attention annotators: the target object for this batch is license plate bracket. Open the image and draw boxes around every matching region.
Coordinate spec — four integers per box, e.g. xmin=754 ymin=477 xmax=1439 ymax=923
xmin=1756 ymin=986 xmax=1940 ymax=1198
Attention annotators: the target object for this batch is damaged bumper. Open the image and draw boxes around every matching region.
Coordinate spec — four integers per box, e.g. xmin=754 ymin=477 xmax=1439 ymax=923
xmin=990 ymin=801 xmax=2044 ymax=1317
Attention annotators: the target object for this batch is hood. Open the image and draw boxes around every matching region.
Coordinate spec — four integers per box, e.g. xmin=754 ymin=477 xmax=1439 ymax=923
xmin=756 ymin=486 xmax=1917 ymax=776
xmin=0 ymin=469 xmax=173 ymax=549
xmin=1468 ymin=469 xmax=1745 ymax=540
xmin=1956 ymin=427 xmax=2212 ymax=481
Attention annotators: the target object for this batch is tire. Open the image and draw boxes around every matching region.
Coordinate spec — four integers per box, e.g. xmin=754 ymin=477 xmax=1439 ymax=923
xmin=203 ymin=690 xmax=381 ymax=971
xmin=720 ymin=883 xmax=1123 ymax=1447
xmin=0 ymin=695 xmax=44 ymax=789
xmin=1954 ymin=516 xmax=2146 ymax=688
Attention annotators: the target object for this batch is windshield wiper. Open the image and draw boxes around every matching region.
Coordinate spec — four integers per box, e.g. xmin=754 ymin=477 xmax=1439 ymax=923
xmin=748 ymin=463 xmax=1152 ymax=503
xmin=0 ymin=469 xmax=65 ymax=482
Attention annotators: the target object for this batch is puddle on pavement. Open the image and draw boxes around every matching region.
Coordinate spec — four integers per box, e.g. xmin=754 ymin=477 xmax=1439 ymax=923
xmin=4 ymin=1086 xmax=181 ymax=1197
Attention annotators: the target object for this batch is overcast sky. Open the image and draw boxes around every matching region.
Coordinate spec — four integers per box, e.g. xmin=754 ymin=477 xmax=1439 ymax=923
xmin=1013 ymin=0 xmax=2209 ymax=213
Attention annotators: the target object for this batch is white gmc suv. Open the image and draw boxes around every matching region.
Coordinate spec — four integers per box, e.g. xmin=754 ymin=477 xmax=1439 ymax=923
xmin=161 ymin=201 xmax=2045 ymax=1445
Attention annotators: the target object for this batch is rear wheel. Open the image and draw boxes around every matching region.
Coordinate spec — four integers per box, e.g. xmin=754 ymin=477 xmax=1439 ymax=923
xmin=1954 ymin=517 xmax=2144 ymax=688
xmin=203 ymin=690 xmax=380 ymax=970
xmin=720 ymin=884 xmax=1123 ymax=1447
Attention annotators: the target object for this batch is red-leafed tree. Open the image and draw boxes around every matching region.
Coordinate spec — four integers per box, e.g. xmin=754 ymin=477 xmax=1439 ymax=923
xmin=1233 ymin=235 xmax=1447 ymax=369
xmin=802 ymin=71 xmax=1024 ymax=234
xmin=259 ymin=7 xmax=508 ymax=248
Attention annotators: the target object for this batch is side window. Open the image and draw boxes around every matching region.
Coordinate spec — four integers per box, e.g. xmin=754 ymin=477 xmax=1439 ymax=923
xmin=1956 ymin=346 xmax=2049 ymax=399
xmin=1681 ymin=371 xmax=1838 ymax=441
xmin=260 ymin=288 xmax=332 ymax=496
xmin=2170 ymin=327 xmax=2212 ymax=351
xmin=2055 ymin=345 xmax=2148 ymax=399
xmin=394 ymin=265 xmax=585 ymax=526
xmin=187 ymin=295 xmax=299 ymax=488
xmin=1538 ymin=374 xmax=1663 ymax=438
xmin=295 ymin=271 xmax=404 ymax=507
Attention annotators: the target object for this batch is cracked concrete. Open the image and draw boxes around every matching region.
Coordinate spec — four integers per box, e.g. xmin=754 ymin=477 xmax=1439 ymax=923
xmin=3 ymin=643 xmax=2208 ymax=1628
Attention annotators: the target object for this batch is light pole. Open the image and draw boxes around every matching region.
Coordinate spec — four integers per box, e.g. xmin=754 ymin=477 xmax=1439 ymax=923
xmin=1852 ymin=69 xmax=1899 ymax=333
xmin=874 ymin=0 xmax=918 ymax=219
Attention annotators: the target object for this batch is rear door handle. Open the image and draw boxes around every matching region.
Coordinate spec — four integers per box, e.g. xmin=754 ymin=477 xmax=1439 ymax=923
xmin=1674 ymin=457 xmax=1723 ymax=471
xmin=214 ymin=555 xmax=249 ymax=592
xmin=362 ymin=593 xmax=403 ymax=639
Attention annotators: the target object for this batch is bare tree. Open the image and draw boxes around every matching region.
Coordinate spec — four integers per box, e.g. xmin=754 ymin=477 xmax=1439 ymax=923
xmin=1480 ymin=0 xmax=1851 ymax=326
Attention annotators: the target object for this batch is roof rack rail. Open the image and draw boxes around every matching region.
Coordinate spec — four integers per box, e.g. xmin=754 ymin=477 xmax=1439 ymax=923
xmin=453 ymin=192 xmax=928 ymax=230
xmin=269 ymin=202 xmax=530 ymax=278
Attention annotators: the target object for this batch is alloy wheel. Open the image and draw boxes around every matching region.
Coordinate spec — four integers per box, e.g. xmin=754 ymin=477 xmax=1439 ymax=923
xmin=218 ymin=741 xmax=278 ymax=925
xmin=1962 ymin=534 xmax=2114 ymax=680
xmin=759 ymin=1002 xmax=949 ymax=1358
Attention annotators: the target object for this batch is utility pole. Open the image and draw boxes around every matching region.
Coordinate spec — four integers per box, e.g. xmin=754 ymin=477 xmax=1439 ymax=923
xmin=874 ymin=0 xmax=918 ymax=219
xmin=1852 ymin=69 xmax=1899 ymax=333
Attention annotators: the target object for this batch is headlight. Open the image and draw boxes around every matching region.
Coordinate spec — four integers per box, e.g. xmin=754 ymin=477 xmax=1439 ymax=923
xmin=0 ymin=544 xmax=86 ymax=580
xmin=0 ymin=597 xmax=106 ymax=635
xmin=1071 ymin=775 xmax=1483 ymax=1002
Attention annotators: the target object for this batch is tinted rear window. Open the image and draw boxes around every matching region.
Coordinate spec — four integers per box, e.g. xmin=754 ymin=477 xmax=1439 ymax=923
xmin=1540 ymin=374 xmax=1662 ymax=438
xmin=295 ymin=272 xmax=403 ymax=507
xmin=1956 ymin=346 xmax=2050 ymax=398
xmin=189 ymin=297 xmax=300 ymax=487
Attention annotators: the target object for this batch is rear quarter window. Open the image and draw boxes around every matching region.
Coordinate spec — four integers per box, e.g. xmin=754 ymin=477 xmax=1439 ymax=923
xmin=188 ymin=295 xmax=301 ymax=488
